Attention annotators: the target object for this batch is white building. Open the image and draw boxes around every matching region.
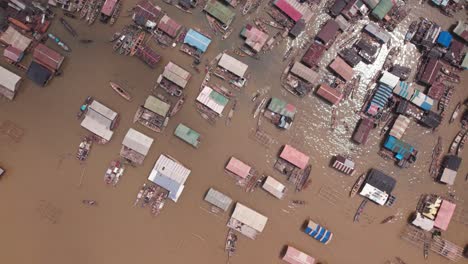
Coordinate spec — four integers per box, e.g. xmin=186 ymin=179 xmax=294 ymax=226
xmin=80 ymin=100 xmax=118 ymax=142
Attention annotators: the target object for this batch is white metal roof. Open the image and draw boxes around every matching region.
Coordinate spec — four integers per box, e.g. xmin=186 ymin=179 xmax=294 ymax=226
xmin=88 ymin=100 xmax=118 ymax=121
xmin=80 ymin=116 xmax=114 ymax=141
xmin=218 ymin=53 xmax=248 ymax=78
xmin=196 ymin=86 xmax=228 ymax=115
xmin=162 ymin=62 xmax=191 ymax=88
xmin=359 ymin=183 xmax=389 ymax=205
xmin=262 ymin=176 xmax=286 ymax=199
xmin=204 ymin=188 xmax=233 ymax=211
xmin=231 ymin=203 xmax=268 ymax=232
xmin=379 ymin=71 xmax=400 ymax=88
xmin=0 ymin=66 xmax=21 ymax=92
xmin=122 ymin=128 xmax=154 ymax=156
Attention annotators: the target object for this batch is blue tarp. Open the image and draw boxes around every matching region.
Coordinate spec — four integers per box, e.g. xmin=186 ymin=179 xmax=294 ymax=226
xmin=305 ymin=224 xmax=332 ymax=244
xmin=184 ymin=29 xmax=212 ymax=53
xmin=384 ymin=135 xmax=415 ymax=161
xmin=437 ymin=31 xmax=452 ymax=48
xmin=151 ymin=173 xmax=183 ymax=201
xmin=370 ymin=84 xmax=393 ymax=108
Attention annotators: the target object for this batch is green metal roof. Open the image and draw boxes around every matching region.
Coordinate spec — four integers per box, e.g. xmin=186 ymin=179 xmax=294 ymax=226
xmin=267 ymin=97 xmax=296 ymax=118
xmin=371 ymin=0 xmax=394 ymax=20
xmin=174 ymin=123 xmax=200 ymax=147
xmin=144 ymin=96 xmax=170 ymax=117
xmin=209 ymin=90 xmax=229 ymax=106
xmin=204 ymin=0 xmax=235 ymax=25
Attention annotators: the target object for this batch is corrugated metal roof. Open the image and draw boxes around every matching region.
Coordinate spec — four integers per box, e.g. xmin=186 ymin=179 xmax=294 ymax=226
xmin=162 ymin=61 xmax=191 ymax=88
xmin=3 ymin=45 xmax=23 ymax=62
xmin=101 ymin=0 xmax=117 ymax=16
xmin=279 ymin=145 xmax=309 ymax=169
xmin=329 ymin=56 xmax=354 ymax=81
xmin=122 ymin=128 xmax=154 ymax=156
xmin=204 ymin=0 xmax=235 ymax=25
xmin=134 ymin=0 xmax=161 ymax=21
xmin=316 ymin=83 xmax=343 ymax=105
xmin=0 ymin=26 xmax=32 ymax=52
xmin=244 ymin=25 xmax=269 ymax=52
xmin=274 ymin=0 xmax=302 ymax=22
xmin=174 ymin=123 xmax=200 ymax=147
xmin=262 ymin=176 xmax=286 ymax=199
xmin=196 ymin=86 xmax=228 ymax=115
xmin=453 ymin=21 xmax=468 ymax=42
xmin=434 ymin=200 xmax=456 ymax=230
xmin=231 ymin=203 xmax=268 ymax=232
xmin=389 ymin=115 xmax=410 ymax=139
xmin=33 ymin=43 xmax=64 ymax=70
xmin=371 ymin=0 xmax=393 ymax=20
xmin=218 ymin=53 xmax=248 ymax=77
xmin=157 ymin=15 xmax=181 ymax=38
xmin=283 ymin=0 xmax=313 ymax=22
xmin=184 ymin=29 xmax=212 ymax=53
xmin=81 ymin=116 xmax=114 ymax=141
xmin=290 ymin=61 xmax=319 ymax=84
xmin=0 ymin=66 xmax=21 ymax=92
xmin=226 ymin=157 xmax=251 ymax=179
xmin=148 ymin=154 xmax=191 ymax=202
xmin=316 ymin=19 xmax=340 ymax=44
xmin=379 ymin=71 xmax=400 ymax=88
xmin=364 ymin=23 xmax=391 ymax=43
xmin=282 ymin=246 xmax=315 ymax=264
xmin=267 ymin=97 xmax=296 ymax=118
xmin=204 ymin=188 xmax=232 ymax=211
xmin=89 ymin=100 xmax=118 ymax=121
xmin=26 ymin=61 xmax=52 ymax=87
xmin=302 ymin=43 xmax=326 ymax=67
xmin=144 ymin=95 xmax=170 ymax=117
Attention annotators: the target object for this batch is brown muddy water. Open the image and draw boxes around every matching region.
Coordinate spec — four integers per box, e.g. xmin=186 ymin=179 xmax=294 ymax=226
xmin=0 ymin=0 xmax=467 ymax=263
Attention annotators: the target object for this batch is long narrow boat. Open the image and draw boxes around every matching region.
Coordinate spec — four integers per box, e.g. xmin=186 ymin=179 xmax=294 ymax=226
xmin=109 ymin=0 xmax=121 ymax=25
xmin=76 ymin=136 xmax=92 ymax=161
xmin=170 ymin=96 xmax=185 ymax=117
xmin=48 ymin=33 xmax=71 ymax=52
xmin=449 ymin=131 xmax=464 ymax=154
xmin=133 ymin=183 xmax=147 ymax=206
xmin=449 ymin=102 xmax=461 ymax=124
xmin=381 ymin=215 xmax=396 ymax=224
xmin=110 ymin=81 xmax=132 ymax=101
xmin=253 ymin=98 xmax=267 ymax=119
xmin=130 ymin=31 xmax=145 ymax=56
xmin=225 ymin=229 xmax=237 ymax=257
xmin=59 ymin=17 xmax=77 ymax=37
xmin=457 ymin=132 xmax=467 ymax=156
xmin=350 ymin=173 xmax=366 ymax=198
xmin=226 ymin=99 xmax=237 ymax=126
xmin=354 ymin=199 xmax=368 ymax=223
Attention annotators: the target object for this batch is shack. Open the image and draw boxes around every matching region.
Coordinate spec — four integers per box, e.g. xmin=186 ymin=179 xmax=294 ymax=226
xmin=0 ymin=66 xmax=21 ymax=100
xmin=379 ymin=71 xmax=400 ymax=88
xmin=204 ymin=188 xmax=232 ymax=212
xmin=26 ymin=61 xmax=52 ymax=87
xmin=289 ymin=19 xmax=305 ymax=38
xmin=331 ymin=155 xmax=355 ymax=175
xmin=262 ymin=176 xmax=286 ymax=199
xmin=148 ymin=154 xmax=191 ymax=202
xmin=304 ymin=220 xmax=333 ymax=244
xmin=366 ymin=84 xmax=393 ymax=116
xmin=285 ymin=61 xmax=318 ymax=97
xmin=360 ymin=169 xmax=396 ymax=206
xmin=3 ymin=46 xmax=23 ymax=63
xmin=302 ymin=42 xmax=326 ymax=68
xmin=316 ymin=83 xmax=343 ymax=106
xmin=33 ymin=43 xmax=64 ymax=72
xmin=134 ymin=95 xmax=170 ymax=132
xmin=393 ymin=81 xmax=414 ymax=101
xmin=290 ymin=61 xmax=319 ymax=84
xmin=418 ymin=58 xmax=442 ymax=86
xmin=364 ymin=23 xmax=391 ymax=44
xmin=227 ymin=202 xmax=268 ymax=239
xmin=264 ymin=97 xmax=296 ymax=129
xmin=276 ymin=144 xmax=309 ymax=171
xmin=132 ymin=0 xmax=162 ymax=29
xmin=371 ymin=0 xmax=393 ymax=20
xmin=389 ymin=115 xmax=410 ymax=139
xmin=100 ymin=0 xmax=117 ymax=22
xmin=157 ymin=61 xmax=191 ymax=97
xmin=437 ymin=31 xmax=452 ymax=48
xmin=335 ymin=15 xmax=350 ymax=31
xmin=329 ymin=56 xmax=354 ymax=82
xmin=434 ymin=200 xmax=456 ymax=231
xmin=410 ymin=90 xmax=433 ymax=111
xmin=204 ymin=0 xmax=235 ymax=28
xmin=339 ymin=48 xmax=361 ymax=67
xmin=330 ymin=0 xmax=347 ymax=17
xmin=157 ymin=15 xmax=181 ymax=38
xmin=439 ymin=155 xmax=462 ymax=185
xmin=0 ymin=26 xmax=31 ymax=52
xmin=217 ymin=53 xmax=248 ymax=80
xmin=240 ymin=24 xmax=269 ymax=53
xmin=282 ymin=246 xmax=315 ymax=264
xmin=174 ymin=123 xmax=200 ymax=148
xmin=273 ymin=0 xmax=302 ymax=22
xmin=355 ymin=38 xmax=380 ymax=64
xmin=120 ymin=128 xmax=154 ymax=165
xmin=452 ymin=20 xmax=468 ymax=42
xmin=363 ymin=0 xmax=379 ymax=9
xmin=225 ymin=156 xmax=253 ymax=183
xmin=352 ymin=118 xmax=374 ymax=145
xmin=384 ymin=135 xmax=417 ymax=163
xmin=81 ymin=100 xmax=118 ymax=142
xmin=316 ymin=19 xmax=340 ymax=46
xmin=183 ymin=29 xmax=212 ymax=54
xmin=196 ymin=86 xmax=229 ymax=117
xmin=419 ymin=111 xmax=441 ymax=129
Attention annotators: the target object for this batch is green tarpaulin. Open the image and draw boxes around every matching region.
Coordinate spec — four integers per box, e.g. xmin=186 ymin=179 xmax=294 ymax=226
xmin=174 ymin=123 xmax=200 ymax=147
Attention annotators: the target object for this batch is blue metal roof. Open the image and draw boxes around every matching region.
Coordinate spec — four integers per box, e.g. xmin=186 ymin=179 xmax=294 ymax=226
xmin=370 ymin=85 xmax=393 ymax=108
xmin=151 ymin=173 xmax=183 ymax=201
xmin=384 ymin=135 xmax=415 ymax=160
xmin=437 ymin=31 xmax=452 ymax=48
xmin=184 ymin=29 xmax=212 ymax=53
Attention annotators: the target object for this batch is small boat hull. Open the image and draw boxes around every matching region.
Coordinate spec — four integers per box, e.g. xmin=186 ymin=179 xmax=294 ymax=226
xmin=110 ymin=82 xmax=132 ymax=101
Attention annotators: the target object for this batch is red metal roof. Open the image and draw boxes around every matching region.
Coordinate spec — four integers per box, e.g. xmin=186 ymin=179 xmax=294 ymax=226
xmin=316 ymin=19 xmax=340 ymax=44
xmin=279 ymin=145 xmax=309 ymax=170
xmin=434 ymin=200 xmax=456 ymax=231
xmin=329 ymin=56 xmax=354 ymax=81
xmin=274 ymin=0 xmax=302 ymax=22
xmin=352 ymin=118 xmax=374 ymax=144
xmin=101 ymin=0 xmax=118 ymax=16
xmin=157 ymin=15 xmax=182 ymax=38
xmin=316 ymin=83 xmax=343 ymax=105
xmin=33 ymin=43 xmax=64 ymax=71
xmin=283 ymin=246 xmax=315 ymax=264
xmin=302 ymin=43 xmax=326 ymax=68
xmin=3 ymin=46 xmax=22 ymax=62
xmin=135 ymin=0 xmax=161 ymax=21
xmin=420 ymin=58 xmax=441 ymax=85
xmin=226 ymin=157 xmax=251 ymax=179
